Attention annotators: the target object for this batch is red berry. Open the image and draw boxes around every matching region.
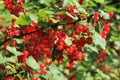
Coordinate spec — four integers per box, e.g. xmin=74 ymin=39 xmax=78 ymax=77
xmin=57 ymin=45 xmax=63 ymax=50
xmin=94 ymin=23 xmax=97 ymax=27
xmin=48 ymin=29 xmax=54 ymax=34
xmin=93 ymin=12 xmax=99 ymax=17
xmin=78 ymin=0 xmax=84 ymax=5
xmin=22 ymin=56 xmax=27 ymax=63
xmin=86 ymin=37 xmax=92 ymax=44
xmin=0 ymin=65 xmax=5 ymax=70
xmin=66 ymin=61 xmax=74 ymax=69
xmin=104 ymin=23 xmax=110 ymax=33
xmin=101 ymin=31 xmax=107 ymax=39
xmin=6 ymin=4 xmax=13 ymax=9
xmin=94 ymin=16 xmax=99 ymax=22
xmin=11 ymin=39 xmax=16 ymax=46
xmin=102 ymin=65 xmax=109 ymax=73
xmin=102 ymin=19 xmax=107 ymax=24
xmin=22 ymin=78 xmax=28 ymax=80
xmin=109 ymin=12 xmax=114 ymax=18
xmin=23 ymin=50 xmax=29 ymax=57
xmin=34 ymin=78 xmax=40 ymax=80
xmin=65 ymin=24 xmax=73 ymax=29
xmin=7 ymin=76 xmax=13 ymax=80
xmin=40 ymin=64 xmax=45 ymax=69
xmin=41 ymin=69 xmax=47 ymax=75
xmin=75 ymin=25 xmax=83 ymax=34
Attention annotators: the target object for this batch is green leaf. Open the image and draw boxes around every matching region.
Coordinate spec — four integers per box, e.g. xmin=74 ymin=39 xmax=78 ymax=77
xmin=70 ymin=0 xmax=76 ymax=5
xmin=85 ymin=45 xmax=98 ymax=53
xmin=38 ymin=21 xmax=52 ymax=27
xmin=14 ymin=38 xmax=24 ymax=44
xmin=26 ymin=56 xmax=39 ymax=70
xmin=29 ymin=13 xmax=38 ymax=23
xmin=38 ymin=9 xmax=49 ymax=20
xmin=99 ymin=10 xmax=110 ymax=19
xmin=53 ymin=10 xmax=66 ymax=14
xmin=63 ymin=0 xmax=70 ymax=6
xmin=110 ymin=36 xmax=120 ymax=41
xmin=5 ymin=56 xmax=17 ymax=63
xmin=0 ymin=53 xmax=4 ymax=64
xmin=103 ymin=6 xmax=117 ymax=12
xmin=65 ymin=36 xmax=72 ymax=46
xmin=39 ymin=0 xmax=55 ymax=7
xmin=46 ymin=64 xmax=67 ymax=80
xmin=66 ymin=12 xmax=78 ymax=20
xmin=96 ymin=69 xmax=110 ymax=79
xmin=79 ymin=20 xmax=87 ymax=26
xmin=15 ymin=15 xmax=31 ymax=25
xmin=7 ymin=46 xmax=22 ymax=56
xmin=93 ymin=32 xmax=106 ymax=49
xmin=94 ymin=0 xmax=105 ymax=5
xmin=70 ymin=0 xmax=87 ymax=14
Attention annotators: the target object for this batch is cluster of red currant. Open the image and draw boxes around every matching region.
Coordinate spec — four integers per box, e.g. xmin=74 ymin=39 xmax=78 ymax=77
xmin=93 ymin=11 xmax=114 ymax=39
xmin=101 ymin=12 xmax=114 ymax=39
xmin=101 ymin=23 xmax=110 ymax=39
xmin=4 ymin=0 xmax=25 ymax=16
xmin=1 ymin=0 xmax=114 ymax=79
xmin=96 ymin=50 xmax=107 ymax=64
xmin=5 ymin=25 xmax=20 ymax=38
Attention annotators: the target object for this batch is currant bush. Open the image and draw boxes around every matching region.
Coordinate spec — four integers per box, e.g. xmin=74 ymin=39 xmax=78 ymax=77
xmin=0 ymin=0 xmax=120 ymax=80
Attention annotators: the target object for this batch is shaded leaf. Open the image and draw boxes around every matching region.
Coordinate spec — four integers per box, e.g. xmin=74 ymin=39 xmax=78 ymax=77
xmin=93 ymin=32 xmax=106 ymax=49
xmin=15 ymin=15 xmax=31 ymax=25
xmin=65 ymin=36 xmax=72 ymax=46
xmin=7 ymin=46 xmax=22 ymax=56
xmin=52 ymin=44 xmax=58 ymax=61
xmin=26 ymin=56 xmax=39 ymax=70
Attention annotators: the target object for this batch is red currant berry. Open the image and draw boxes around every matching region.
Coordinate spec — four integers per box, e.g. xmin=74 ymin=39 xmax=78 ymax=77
xmin=109 ymin=12 xmax=114 ymax=18
xmin=93 ymin=12 xmax=99 ymax=17
xmin=7 ymin=76 xmax=13 ymax=80
xmin=41 ymin=69 xmax=47 ymax=75
xmin=40 ymin=64 xmax=45 ymax=69
xmin=86 ymin=37 xmax=92 ymax=44
xmin=34 ymin=78 xmax=40 ymax=80
xmin=94 ymin=16 xmax=99 ymax=22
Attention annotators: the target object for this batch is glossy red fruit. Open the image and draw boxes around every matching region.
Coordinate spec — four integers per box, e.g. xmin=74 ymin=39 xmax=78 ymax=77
xmin=93 ymin=12 xmax=99 ymax=17
xmin=65 ymin=24 xmax=73 ymax=29
xmin=94 ymin=16 xmax=99 ymax=22
xmin=11 ymin=39 xmax=16 ymax=46
xmin=23 ymin=50 xmax=29 ymax=57
xmin=66 ymin=61 xmax=74 ymax=69
xmin=41 ymin=69 xmax=47 ymax=75
xmin=104 ymin=23 xmax=110 ymax=33
xmin=0 ymin=64 xmax=5 ymax=70
xmin=68 ymin=5 xmax=76 ymax=14
xmin=40 ymin=63 xmax=45 ymax=69
xmin=75 ymin=25 xmax=83 ymax=34
xmin=109 ymin=12 xmax=114 ymax=18
xmin=86 ymin=37 xmax=92 ymax=44
xmin=6 ymin=4 xmax=13 ymax=9
xmin=48 ymin=29 xmax=54 ymax=34
xmin=34 ymin=78 xmax=40 ymax=80
xmin=57 ymin=45 xmax=63 ymax=50
xmin=102 ymin=65 xmax=109 ymax=73
xmin=22 ymin=78 xmax=28 ymax=80
xmin=22 ymin=56 xmax=27 ymax=63
xmin=101 ymin=31 xmax=107 ymax=39
xmin=78 ymin=0 xmax=84 ymax=5
xmin=7 ymin=76 xmax=13 ymax=80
